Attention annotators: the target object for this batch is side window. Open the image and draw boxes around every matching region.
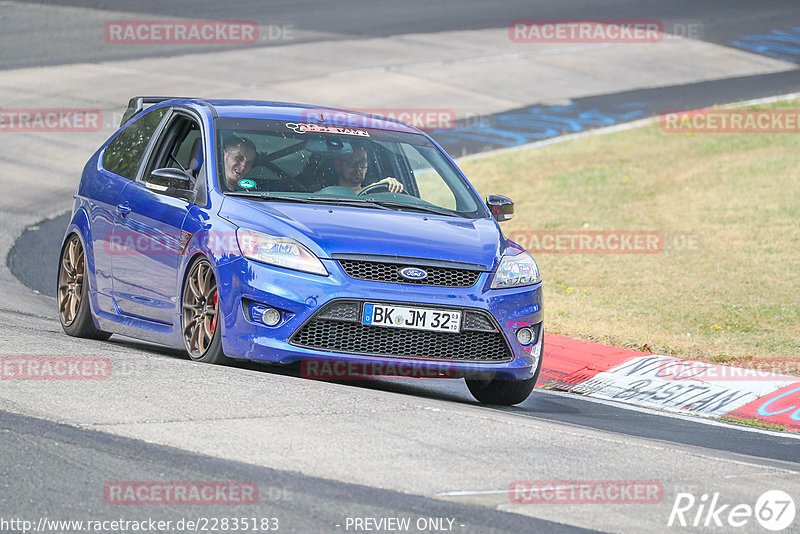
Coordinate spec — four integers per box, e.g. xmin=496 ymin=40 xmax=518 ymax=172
xmin=172 ymin=128 xmax=201 ymax=172
xmin=141 ymin=112 xmax=205 ymax=204
xmin=103 ymin=108 xmax=167 ymax=179
xmin=144 ymin=114 xmax=202 ymax=180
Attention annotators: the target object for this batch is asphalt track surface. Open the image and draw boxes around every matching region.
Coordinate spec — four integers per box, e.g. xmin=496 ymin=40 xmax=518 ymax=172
xmin=1 ymin=411 xmax=587 ymax=534
xmin=432 ymin=70 xmax=800 ymax=156
xmin=4 ymin=1 xmax=800 ymax=533
xmin=2 ymin=0 xmax=799 ymax=69
xmin=9 ymin=212 xmax=800 ymax=465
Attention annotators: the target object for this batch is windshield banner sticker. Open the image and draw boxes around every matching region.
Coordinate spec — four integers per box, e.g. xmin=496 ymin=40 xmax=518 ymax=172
xmin=285 ymin=122 xmax=370 ymax=137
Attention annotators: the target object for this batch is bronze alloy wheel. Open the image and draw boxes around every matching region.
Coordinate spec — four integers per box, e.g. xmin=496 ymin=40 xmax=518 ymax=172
xmin=58 ymin=234 xmax=85 ymax=326
xmin=182 ymin=259 xmax=220 ymax=360
xmin=57 ymin=234 xmax=111 ymax=340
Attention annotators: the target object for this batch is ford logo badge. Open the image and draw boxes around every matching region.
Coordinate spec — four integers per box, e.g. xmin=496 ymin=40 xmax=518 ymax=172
xmin=399 ymin=267 xmax=428 ymax=280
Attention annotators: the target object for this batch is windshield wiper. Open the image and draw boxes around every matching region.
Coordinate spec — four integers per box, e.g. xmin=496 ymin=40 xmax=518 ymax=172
xmin=225 ymin=192 xmax=314 ymax=203
xmin=228 ymin=192 xmax=391 ymax=210
xmin=305 ymin=197 xmax=392 ymax=210
xmin=364 ymin=200 xmax=460 ymax=217
xmin=225 ymin=193 xmax=451 ymax=215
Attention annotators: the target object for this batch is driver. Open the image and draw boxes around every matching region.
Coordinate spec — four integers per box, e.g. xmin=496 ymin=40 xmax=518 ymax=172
xmin=331 ymin=143 xmax=404 ymax=194
xmin=223 ymin=135 xmax=257 ymax=190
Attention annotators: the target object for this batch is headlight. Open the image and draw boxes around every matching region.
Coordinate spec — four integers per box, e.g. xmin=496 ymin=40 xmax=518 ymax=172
xmin=236 ymin=228 xmax=328 ymax=276
xmin=491 ymin=251 xmax=541 ymax=289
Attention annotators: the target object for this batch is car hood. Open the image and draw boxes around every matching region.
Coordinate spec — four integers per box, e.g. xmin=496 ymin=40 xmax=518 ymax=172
xmin=219 ymin=198 xmax=503 ymax=270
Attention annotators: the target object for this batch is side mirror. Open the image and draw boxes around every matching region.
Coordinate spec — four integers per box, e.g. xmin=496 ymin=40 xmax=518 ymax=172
xmin=486 ymin=194 xmax=514 ymax=222
xmin=146 ymin=168 xmax=195 ymax=202
xmin=147 ymin=168 xmax=192 ymax=190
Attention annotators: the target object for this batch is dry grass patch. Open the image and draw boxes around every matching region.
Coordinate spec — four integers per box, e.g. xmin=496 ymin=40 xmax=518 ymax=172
xmin=460 ymin=101 xmax=800 ymax=366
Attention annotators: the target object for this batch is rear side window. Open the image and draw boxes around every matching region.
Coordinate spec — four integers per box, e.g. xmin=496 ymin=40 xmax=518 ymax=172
xmin=103 ymin=108 xmax=167 ymax=179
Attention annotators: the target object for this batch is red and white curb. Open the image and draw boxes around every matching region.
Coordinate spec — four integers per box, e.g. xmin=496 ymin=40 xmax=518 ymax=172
xmin=537 ymin=333 xmax=800 ymax=432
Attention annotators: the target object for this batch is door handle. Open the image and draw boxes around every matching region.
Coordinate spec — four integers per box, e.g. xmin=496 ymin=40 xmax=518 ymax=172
xmin=116 ymin=203 xmax=131 ymax=215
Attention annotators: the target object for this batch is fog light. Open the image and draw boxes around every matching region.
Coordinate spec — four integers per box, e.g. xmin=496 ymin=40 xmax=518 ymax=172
xmin=260 ymin=307 xmax=281 ymax=326
xmin=251 ymin=305 xmax=281 ymax=326
xmin=516 ymin=327 xmax=533 ymax=345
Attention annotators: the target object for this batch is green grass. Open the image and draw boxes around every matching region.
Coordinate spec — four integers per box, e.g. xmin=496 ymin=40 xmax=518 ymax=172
xmin=460 ymin=100 xmax=800 ymax=366
xmin=719 ymin=416 xmax=787 ymax=432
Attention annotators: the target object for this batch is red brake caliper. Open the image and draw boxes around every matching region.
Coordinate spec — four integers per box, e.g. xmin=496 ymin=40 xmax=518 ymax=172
xmin=210 ymin=290 xmax=218 ymax=333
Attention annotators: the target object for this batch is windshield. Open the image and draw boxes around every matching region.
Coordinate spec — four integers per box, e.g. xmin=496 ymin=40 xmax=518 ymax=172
xmin=215 ymin=117 xmax=487 ymax=218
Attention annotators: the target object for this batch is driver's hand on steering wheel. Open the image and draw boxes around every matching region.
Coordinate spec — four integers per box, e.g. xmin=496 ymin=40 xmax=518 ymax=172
xmin=374 ymin=176 xmax=404 ymax=193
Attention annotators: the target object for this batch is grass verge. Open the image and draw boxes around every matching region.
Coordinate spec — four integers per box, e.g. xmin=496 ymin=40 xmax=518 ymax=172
xmin=461 ymin=99 xmax=800 ymax=367
xmin=719 ymin=416 xmax=787 ymax=432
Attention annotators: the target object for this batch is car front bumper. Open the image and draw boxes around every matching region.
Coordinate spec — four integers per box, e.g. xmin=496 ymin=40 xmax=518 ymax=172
xmin=216 ymin=257 xmax=543 ymax=381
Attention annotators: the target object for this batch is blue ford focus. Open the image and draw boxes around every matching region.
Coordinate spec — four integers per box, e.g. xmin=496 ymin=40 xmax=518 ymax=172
xmin=58 ymin=97 xmax=543 ymax=405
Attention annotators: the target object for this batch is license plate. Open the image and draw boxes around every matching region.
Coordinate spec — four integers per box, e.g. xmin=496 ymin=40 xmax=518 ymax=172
xmin=362 ymin=303 xmax=461 ymax=333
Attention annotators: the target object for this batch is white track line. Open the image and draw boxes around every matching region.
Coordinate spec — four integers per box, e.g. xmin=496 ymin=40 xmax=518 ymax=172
xmin=536 ymin=388 xmax=800 ymax=439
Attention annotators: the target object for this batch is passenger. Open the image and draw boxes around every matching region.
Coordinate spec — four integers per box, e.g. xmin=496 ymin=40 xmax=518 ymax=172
xmin=331 ymin=143 xmax=404 ymax=194
xmin=222 ymin=135 xmax=257 ymax=190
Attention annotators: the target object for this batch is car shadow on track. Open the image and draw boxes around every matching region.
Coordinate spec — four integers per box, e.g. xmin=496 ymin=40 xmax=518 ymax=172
xmin=106 ymin=336 xmax=189 ymax=359
xmin=109 ymin=334 xmax=570 ymax=413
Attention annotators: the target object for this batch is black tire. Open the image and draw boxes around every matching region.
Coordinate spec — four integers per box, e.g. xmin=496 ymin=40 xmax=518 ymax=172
xmin=57 ymin=233 xmax=112 ymax=340
xmin=466 ymin=332 xmax=544 ymax=406
xmin=181 ymin=257 xmax=230 ymax=365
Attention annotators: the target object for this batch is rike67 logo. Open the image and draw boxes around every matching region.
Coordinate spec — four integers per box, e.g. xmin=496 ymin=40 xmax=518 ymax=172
xmin=669 ymin=490 xmax=795 ymax=531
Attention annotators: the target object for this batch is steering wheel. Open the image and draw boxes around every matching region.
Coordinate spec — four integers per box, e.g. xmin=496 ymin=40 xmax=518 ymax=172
xmin=358 ymin=182 xmax=407 ymax=196
xmin=357 ymin=182 xmax=391 ymax=196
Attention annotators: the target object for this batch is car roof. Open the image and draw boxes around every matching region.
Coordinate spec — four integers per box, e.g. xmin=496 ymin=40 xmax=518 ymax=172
xmin=155 ymin=98 xmax=424 ymax=135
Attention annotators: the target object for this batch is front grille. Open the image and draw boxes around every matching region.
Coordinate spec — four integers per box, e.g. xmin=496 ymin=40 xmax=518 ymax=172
xmin=316 ymin=300 xmax=360 ymax=322
xmin=464 ymin=312 xmax=495 ymax=332
xmin=337 ymin=259 xmax=482 ymax=287
xmin=290 ymin=300 xmax=512 ymax=362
